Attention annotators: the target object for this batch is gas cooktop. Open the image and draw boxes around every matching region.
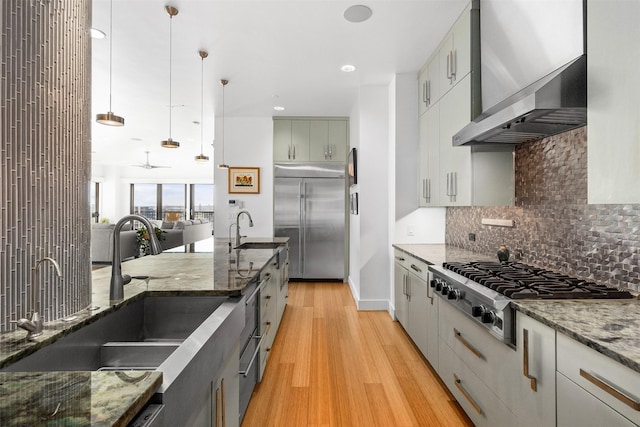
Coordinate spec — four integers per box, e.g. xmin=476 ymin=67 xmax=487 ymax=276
xmin=443 ymin=261 xmax=633 ymax=300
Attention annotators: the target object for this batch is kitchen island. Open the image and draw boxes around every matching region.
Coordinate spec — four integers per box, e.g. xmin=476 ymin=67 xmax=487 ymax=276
xmin=0 ymin=238 xmax=287 ymax=427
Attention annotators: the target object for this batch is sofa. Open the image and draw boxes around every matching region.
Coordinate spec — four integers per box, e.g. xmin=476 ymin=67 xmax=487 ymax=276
xmin=91 ymin=218 xmax=213 ymax=263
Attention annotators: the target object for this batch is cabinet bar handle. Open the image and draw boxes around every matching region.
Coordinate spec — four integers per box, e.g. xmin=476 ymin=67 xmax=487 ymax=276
xmin=454 ymin=373 xmax=482 ymax=414
xmin=422 ymin=179 xmax=427 ymax=199
xmin=395 ymin=256 xmax=405 ymax=261
xmin=450 ymin=50 xmax=456 ymax=80
xmin=426 ymin=179 xmax=430 ymax=201
xmin=426 ymin=79 xmax=431 ymax=104
xmin=402 ymin=274 xmax=407 ymax=296
xmin=288 ymin=146 xmax=291 ymax=160
xmin=410 ymin=264 xmax=422 ymax=273
xmin=221 ymin=378 xmax=226 ymax=426
xmin=293 ymin=146 xmax=296 ymax=159
xmin=579 ymin=369 xmax=640 ymax=411
xmin=522 ymin=329 xmax=538 ymax=392
xmin=423 ymin=81 xmax=427 ymax=104
xmin=454 ymin=328 xmax=482 ymax=359
xmin=215 ymin=386 xmax=221 ymax=427
xmin=446 ymin=52 xmax=451 ymax=80
xmin=239 ymin=333 xmax=265 ymax=377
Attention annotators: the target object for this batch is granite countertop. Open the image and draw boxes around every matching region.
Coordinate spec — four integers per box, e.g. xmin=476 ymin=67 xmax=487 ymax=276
xmin=393 ymin=243 xmax=496 ymax=265
xmin=395 ymin=243 xmax=640 ymax=376
xmin=0 ymin=237 xmax=287 ymax=426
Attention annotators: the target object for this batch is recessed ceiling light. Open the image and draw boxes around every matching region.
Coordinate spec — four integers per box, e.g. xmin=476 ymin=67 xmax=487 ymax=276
xmin=344 ymin=5 xmax=372 ymax=23
xmin=90 ymin=28 xmax=106 ymax=39
xmin=274 ymin=106 xmax=285 ymax=111
xmin=341 ymin=64 xmax=356 ymax=73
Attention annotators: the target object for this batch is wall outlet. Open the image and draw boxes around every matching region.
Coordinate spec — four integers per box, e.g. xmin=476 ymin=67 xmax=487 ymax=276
xmin=407 ymin=224 xmax=415 ymax=236
xmin=469 ymin=233 xmax=476 ymax=241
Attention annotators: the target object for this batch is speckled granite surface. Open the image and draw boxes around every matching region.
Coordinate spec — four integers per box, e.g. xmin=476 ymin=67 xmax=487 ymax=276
xmin=392 ymin=243 xmax=496 ymax=266
xmin=395 ymin=244 xmax=640 ymax=376
xmin=0 ymin=371 xmax=161 ymax=427
xmin=513 ymin=300 xmax=640 ymax=374
xmin=0 ymin=238 xmax=286 ymax=426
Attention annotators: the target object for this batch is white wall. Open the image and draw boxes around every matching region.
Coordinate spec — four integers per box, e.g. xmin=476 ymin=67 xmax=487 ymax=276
xmin=348 ymin=85 xmax=391 ymax=310
xmin=213 ymin=116 xmax=274 ymax=238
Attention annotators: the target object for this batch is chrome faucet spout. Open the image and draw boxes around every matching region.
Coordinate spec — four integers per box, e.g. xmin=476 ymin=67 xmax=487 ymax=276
xmin=235 ymin=210 xmax=254 ymax=248
xmin=17 ymin=257 xmax=62 ymax=340
xmin=110 ymin=215 xmax=163 ymax=302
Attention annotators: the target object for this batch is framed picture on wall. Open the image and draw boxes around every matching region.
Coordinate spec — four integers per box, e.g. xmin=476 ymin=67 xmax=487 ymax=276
xmin=228 ymin=167 xmax=260 ymax=194
xmin=348 ymin=148 xmax=357 ymax=186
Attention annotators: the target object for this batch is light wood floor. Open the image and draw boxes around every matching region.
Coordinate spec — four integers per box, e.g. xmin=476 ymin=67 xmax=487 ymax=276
xmin=241 ymin=281 xmax=474 ymax=427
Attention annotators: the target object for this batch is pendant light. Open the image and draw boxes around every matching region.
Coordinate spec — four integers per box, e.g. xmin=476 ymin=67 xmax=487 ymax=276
xmin=195 ymin=50 xmax=209 ymax=162
xmin=161 ymin=5 xmax=180 ymax=149
xmin=96 ymin=0 xmax=124 ymax=126
xmin=217 ymin=79 xmax=230 ymax=169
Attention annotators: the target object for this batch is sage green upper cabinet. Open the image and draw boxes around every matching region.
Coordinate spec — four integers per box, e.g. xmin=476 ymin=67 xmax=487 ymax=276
xmin=274 ymin=118 xmax=348 ymax=163
xmin=587 ymin=0 xmax=640 ymax=204
xmin=273 ymin=119 xmax=293 ymax=162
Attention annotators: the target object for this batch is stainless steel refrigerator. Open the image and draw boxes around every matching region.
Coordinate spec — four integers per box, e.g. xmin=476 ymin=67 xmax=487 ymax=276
xmin=274 ymin=163 xmax=346 ymax=280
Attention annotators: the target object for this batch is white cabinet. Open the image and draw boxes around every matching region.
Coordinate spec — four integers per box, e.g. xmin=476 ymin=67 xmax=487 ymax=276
xmin=393 ymin=250 xmax=436 ymax=362
xmin=438 ymin=3 xmax=471 ymax=94
xmin=273 ymin=118 xmax=348 ymax=163
xmin=418 ymin=55 xmax=440 ymax=116
xmin=587 ymin=0 xmax=640 ymax=204
xmin=512 ymin=312 xmax=556 ymax=427
xmin=418 ymin=104 xmax=440 ymax=207
xmin=259 ymin=267 xmax=278 ymax=380
xmin=417 ymin=1 xmax=513 ymax=207
xmin=276 ymin=249 xmax=289 ymax=332
xmin=557 ymin=332 xmax=640 ymax=426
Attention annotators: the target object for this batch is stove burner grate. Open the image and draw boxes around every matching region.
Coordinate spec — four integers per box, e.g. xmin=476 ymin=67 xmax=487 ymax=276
xmin=442 ymin=261 xmax=633 ymax=300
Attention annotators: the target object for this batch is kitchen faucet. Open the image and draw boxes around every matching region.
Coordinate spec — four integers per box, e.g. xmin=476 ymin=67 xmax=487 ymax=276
xmin=235 ymin=210 xmax=254 ymax=248
xmin=16 ymin=257 xmax=62 ymax=340
xmin=110 ymin=214 xmax=163 ymax=302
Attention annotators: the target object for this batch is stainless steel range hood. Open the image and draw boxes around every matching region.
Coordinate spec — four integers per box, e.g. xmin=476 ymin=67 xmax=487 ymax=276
xmin=453 ymin=54 xmax=586 ymax=146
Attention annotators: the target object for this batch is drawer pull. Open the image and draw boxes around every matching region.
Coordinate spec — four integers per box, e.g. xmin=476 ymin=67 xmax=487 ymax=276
xmin=454 ymin=373 xmax=482 ymax=415
xmin=454 ymin=328 xmax=482 ymax=359
xmin=410 ymin=264 xmax=422 ymax=273
xmin=395 ymin=256 xmax=405 ymax=261
xmin=523 ymin=329 xmax=538 ymax=392
xmin=580 ymin=369 xmax=640 ymax=411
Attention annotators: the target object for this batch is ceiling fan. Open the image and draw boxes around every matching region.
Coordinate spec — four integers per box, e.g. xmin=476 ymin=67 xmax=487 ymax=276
xmin=133 ymin=151 xmax=171 ymax=170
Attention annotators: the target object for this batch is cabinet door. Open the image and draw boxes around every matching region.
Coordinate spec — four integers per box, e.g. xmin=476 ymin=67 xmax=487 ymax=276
xmin=511 ymin=312 xmax=556 ymax=427
xmin=438 ymin=75 xmax=471 ymax=206
xmin=393 ymin=260 xmax=409 ymax=329
xmin=407 ymin=272 xmax=429 ymax=358
xmin=557 ymin=373 xmax=636 ymax=427
xmin=418 ymin=104 xmax=440 ymax=207
xmin=451 ymin=6 xmax=471 ymax=82
xmin=309 ymin=120 xmax=329 ymax=162
xmin=419 ymin=55 xmax=441 ymax=116
xmin=438 ymin=32 xmax=455 ymax=94
xmin=273 ymin=120 xmax=292 ymax=162
xmin=290 ymin=120 xmax=310 ymax=162
xmin=327 ymin=120 xmax=348 ymax=162
xmin=425 ymin=276 xmax=438 ymax=370
xmin=587 ymin=0 xmax=640 ymax=203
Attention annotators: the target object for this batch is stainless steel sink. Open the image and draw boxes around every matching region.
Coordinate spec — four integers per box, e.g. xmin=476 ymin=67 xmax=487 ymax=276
xmin=2 ymin=296 xmax=226 ymax=372
xmin=234 ymin=241 xmax=283 ymax=250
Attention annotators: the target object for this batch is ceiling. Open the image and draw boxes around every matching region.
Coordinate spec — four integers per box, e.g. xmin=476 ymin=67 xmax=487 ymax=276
xmin=90 ymin=0 xmax=468 ymax=176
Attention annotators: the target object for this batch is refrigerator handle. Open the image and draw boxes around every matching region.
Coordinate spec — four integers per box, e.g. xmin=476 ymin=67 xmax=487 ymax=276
xmin=299 ymin=181 xmax=305 ymax=277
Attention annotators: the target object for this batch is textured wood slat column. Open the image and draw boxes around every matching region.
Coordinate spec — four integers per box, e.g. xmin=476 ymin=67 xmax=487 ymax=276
xmin=242 ymin=282 xmax=473 ymax=427
xmin=1 ymin=0 xmax=91 ymax=332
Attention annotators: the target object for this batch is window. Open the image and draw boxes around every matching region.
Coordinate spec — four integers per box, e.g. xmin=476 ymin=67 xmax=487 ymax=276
xmin=131 ymin=183 xmax=158 ymax=220
xmin=192 ymin=184 xmax=214 ymax=223
xmin=162 ymin=184 xmax=187 ymax=221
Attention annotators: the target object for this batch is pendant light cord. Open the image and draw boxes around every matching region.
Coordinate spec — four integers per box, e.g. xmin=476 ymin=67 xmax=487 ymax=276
xmin=168 ymin=13 xmax=173 ymax=138
xmin=108 ymin=0 xmax=114 ymax=111
xmin=200 ymin=55 xmax=204 ymax=154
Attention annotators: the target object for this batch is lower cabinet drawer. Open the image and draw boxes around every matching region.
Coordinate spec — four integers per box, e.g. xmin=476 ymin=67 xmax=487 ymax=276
xmin=557 ymin=372 xmax=637 ymax=427
xmin=557 ymin=333 xmax=640 ymax=425
xmin=438 ymin=338 xmax=517 ymax=427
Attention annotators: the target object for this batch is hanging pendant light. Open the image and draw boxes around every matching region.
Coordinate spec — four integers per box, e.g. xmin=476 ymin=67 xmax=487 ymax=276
xmin=96 ymin=0 xmax=124 ymax=126
xmin=217 ymin=79 xmax=230 ymax=169
xmin=161 ymin=5 xmax=180 ymax=149
xmin=195 ymin=50 xmax=209 ymax=162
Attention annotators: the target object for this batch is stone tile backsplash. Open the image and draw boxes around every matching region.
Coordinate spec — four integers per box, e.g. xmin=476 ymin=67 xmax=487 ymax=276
xmin=445 ymin=127 xmax=640 ymax=290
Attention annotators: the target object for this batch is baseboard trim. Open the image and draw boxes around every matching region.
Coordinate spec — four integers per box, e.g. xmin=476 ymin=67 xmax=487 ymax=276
xmin=347 ymin=276 xmax=390 ymax=311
